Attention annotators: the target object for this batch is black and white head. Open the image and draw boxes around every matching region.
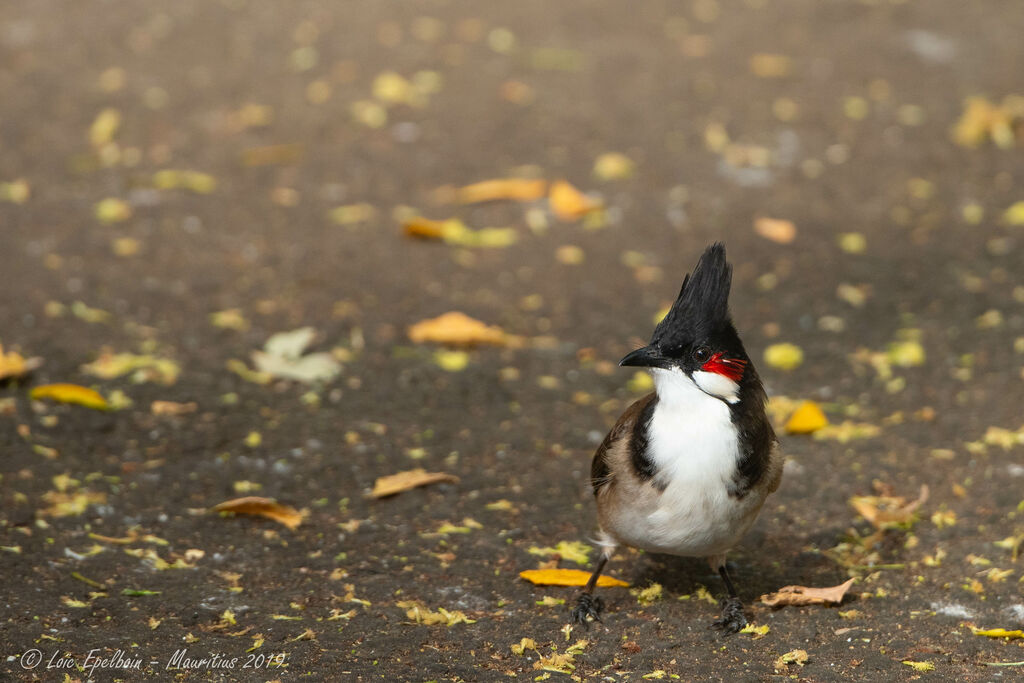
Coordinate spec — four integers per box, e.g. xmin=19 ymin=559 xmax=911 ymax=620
xmin=620 ymin=243 xmax=752 ymax=404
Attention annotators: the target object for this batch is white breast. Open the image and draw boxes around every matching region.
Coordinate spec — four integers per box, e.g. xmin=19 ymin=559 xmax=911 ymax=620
xmin=617 ymin=367 xmax=760 ymax=557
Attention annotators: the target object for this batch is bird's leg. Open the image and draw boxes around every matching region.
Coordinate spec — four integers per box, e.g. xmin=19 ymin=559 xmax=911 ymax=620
xmin=570 ymin=554 xmax=608 ymax=627
xmin=711 ymin=563 xmax=747 ymax=634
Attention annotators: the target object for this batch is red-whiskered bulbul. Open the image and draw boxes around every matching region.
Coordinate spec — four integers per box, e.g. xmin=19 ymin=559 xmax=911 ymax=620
xmin=572 ymin=243 xmax=782 ymax=634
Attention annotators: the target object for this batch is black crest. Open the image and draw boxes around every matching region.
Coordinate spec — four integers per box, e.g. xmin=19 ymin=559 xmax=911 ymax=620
xmin=651 ymin=243 xmax=732 ymax=346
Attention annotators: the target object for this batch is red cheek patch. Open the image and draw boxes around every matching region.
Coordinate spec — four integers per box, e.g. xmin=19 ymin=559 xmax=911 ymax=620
xmin=701 ymin=352 xmax=747 ymax=382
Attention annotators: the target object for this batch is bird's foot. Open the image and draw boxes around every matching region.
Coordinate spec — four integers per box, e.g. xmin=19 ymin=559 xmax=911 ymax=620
xmin=711 ymin=596 xmax=746 ymax=635
xmin=570 ymin=593 xmax=604 ymax=627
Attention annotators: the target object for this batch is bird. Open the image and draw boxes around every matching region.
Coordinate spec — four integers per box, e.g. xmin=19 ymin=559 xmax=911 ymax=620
xmin=571 ymin=242 xmax=782 ymax=634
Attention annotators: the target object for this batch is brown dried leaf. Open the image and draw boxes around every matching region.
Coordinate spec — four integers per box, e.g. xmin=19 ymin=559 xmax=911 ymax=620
xmin=760 ymin=577 xmax=855 ymax=607
xmin=213 ymin=497 xmax=303 ymax=530
xmin=408 ymin=312 xmax=507 ymax=346
xmin=850 ymin=485 xmax=929 ymax=530
xmin=519 ymin=568 xmax=629 ymax=587
xmin=371 ymin=469 xmax=458 ymax=498
xmin=151 ymin=401 xmax=198 ymax=416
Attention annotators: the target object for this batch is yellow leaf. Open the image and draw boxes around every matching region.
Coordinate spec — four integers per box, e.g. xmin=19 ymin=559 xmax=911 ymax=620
xmin=627 ymin=371 xmax=654 ymax=394
xmin=774 ymin=649 xmax=809 ymax=668
xmin=739 ymin=623 xmax=771 ymax=638
xmin=94 ymin=198 xmax=132 ymax=224
xmin=754 ymin=217 xmax=796 ymax=244
xmin=435 ymin=349 xmax=468 ymax=371
xmin=902 ymin=661 xmax=936 ymax=672
xmin=30 ymin=383 xmax=109 ymax=411
xmin=633 ymin=582 xmax=663 ymax=605
xmin=371 ymin=469 xmax=458 ymax=498
xmin=89 ymin=108 xmax=121 ymax=147
xmin=408 ymin=312 xmax=507 ymax=347
xmin=527 ymin=540 xmax=592 ymax=566
xmin=785 ymin=401 xmax=828 ymax=434
xmin=764 ymin=343 xmax=804 ymax=371
xmin=0 ymin=178 xmax=31 ymax=204
xmin=549 ymin=180 xmax=602 ymax=221
xmin=328 ymin=203 xmax=376 ymax=225
xmin=519 ymin=568 xmax=628 ymax=587
xmin=81 ymin=351 xmax=180 ymax=385
xmin=593 ymin=153 xmax=635 ymax=181
xmin=0 ymin=343 xmax=42 ymax=381
xmin=213 ymin=497 xmax=303 ymax=530
xmin=510 ymin=637 xmax=537 ymax=655
xmin=1003 ymin=201 xmax=1024 ymax=226
xmin=396 ymin=600 xmax=476 ymax=625
xmin=972 ymin=628 xmax=1024 ymax=639
xmin=457 ymin=178 xmax=547 ymax=203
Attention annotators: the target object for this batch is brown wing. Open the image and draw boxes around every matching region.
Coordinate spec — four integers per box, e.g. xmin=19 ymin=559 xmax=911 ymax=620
xmin=589 ymin=393 xmax=656 ymax=496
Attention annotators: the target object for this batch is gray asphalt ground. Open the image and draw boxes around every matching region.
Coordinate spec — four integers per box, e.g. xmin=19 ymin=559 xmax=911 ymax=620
xmin=2 ymin=1 xmax=1024 ymax=680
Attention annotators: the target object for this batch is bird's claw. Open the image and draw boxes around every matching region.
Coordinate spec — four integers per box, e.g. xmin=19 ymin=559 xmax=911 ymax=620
xmin=570 ymin=593 xmax=604 ymax=627
xmin=711 ymin=596 xmax=746 ymax=635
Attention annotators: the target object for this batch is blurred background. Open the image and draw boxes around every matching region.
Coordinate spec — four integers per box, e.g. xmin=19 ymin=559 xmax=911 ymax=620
xmin=2 ymin=0 xmax=1023 ymax=678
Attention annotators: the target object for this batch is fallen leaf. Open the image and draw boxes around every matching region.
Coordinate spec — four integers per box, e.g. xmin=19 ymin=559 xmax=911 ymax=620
xmin=81 ymin=351 xmax=180 ymax=385
xmin=754 ymin=217 xmax=797 ymax=244
xmin=371 ymin=469 xmax=458 ymax=498
xmin=850 ymin=485 xmax=929 ymax=530
xmin=903 ymin=661 xmax=935 ymax=672
xmin=153 ymin=169 xmax=217 ymax=194
xmin=633 ymin=583 xmax=663 ymax=605
xmin=89 ymin=108 xmax=121 ymax=147
xmin=739 ymin=623 xmax=771 ymax=638
xmin=0 ymin=344 xmax=43 ymax=381
xmin=150 ymin=401 xmax=198 ymax=416
xmin=593 ymin=153 xmax=635 ymax=181
xmin=456 ymin=178 xmax=546 ymax=203
xmin=213 ymin=497 xmax=303 ymax=530
xmin=396 ymin=600 xmax=476 ymax=625
xmin=764 ymin=343 xmax=804 ymax=370
xmin=527 ymin=541 xmax=592 ymax=566
xmin=760 ymin=577 xmax=855 ymax=607
xmin=510 ymin=637 xmax=537 ymax=655
xmin=774 ymin=649 xmax=809 ymax=668
xmin=210 ymin=309 xmax=249 ymax=331
xmin=250 ymin=327 xmax=341 ymax=384
xmin=519 ymin=568 xmax=629 ymax=587
xmin=94 ymin=197 xmax=132 ymax=224
xmin=434 ymin=350 xmax=470 ymax=372
xmin=785 ymin=401 xmax=829 ymax=434
xmin=41 ymin=490 xmax=107 ymax=517
xmin=408 ymin=312 xmax=507 ymax=346
xmin=549 ymin=180 xmax=602 ymax=221
xmin=402 ymin=216 xmax=519 ymax=248
xmin=30 ymin=383 xmax=109 ymax=411
xmin=973 ymin=627 xmax=1024 ymax=639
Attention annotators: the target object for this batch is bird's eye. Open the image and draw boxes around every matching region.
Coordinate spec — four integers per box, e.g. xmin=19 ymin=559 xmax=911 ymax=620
xmin=693 ymin=346 xmax=711 ymax=363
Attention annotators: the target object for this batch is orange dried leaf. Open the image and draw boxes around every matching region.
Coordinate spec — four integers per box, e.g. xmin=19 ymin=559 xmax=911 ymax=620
xmin=213 ymin=497 xmax=303 ymax=530
xmin=457 ymin=178 xmax=546 ymax=204
xmin=760 ymin=577 xmax=855 ymax=607
xmin=403 ymin=216 xmax=449 ymax=240
xmin=549 ymin=180 xmax=602 ymax=221
xmin=754 ymin=217 xmax=797 ymax=244
xmin=785 ymin=401 xmax=829 ymax=434
xmin=408 ymin=312 xmax=507 ymax=346
xmin=519 ymin=568 xmax=629 ymax=588
xmin=30 ymin=383 xmax=109 ymax=411
xmin=371 ymin=469 xmax=458 ymax=498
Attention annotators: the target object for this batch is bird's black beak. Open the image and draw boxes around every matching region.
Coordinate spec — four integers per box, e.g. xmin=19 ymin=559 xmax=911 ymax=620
xmin=619 ymin=345 xmax=666 ymax=368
